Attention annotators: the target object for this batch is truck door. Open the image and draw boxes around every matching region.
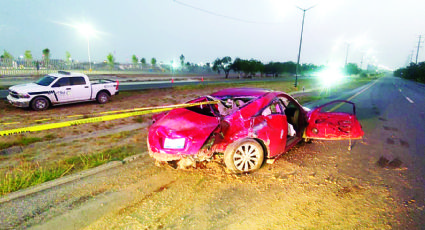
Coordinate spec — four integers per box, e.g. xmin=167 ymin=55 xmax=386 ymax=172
xmin=51 ymin=77 xmax=73 ymax=102
xmin=70 ymin=76 xmax=91 ymax=100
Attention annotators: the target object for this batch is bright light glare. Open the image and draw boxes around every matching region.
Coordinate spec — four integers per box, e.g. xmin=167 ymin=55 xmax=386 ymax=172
xmin=316 ymin=65 xmax=346 ymax=87
xmin=172 ymin=62 xmax=178 ymax=68
xmin=77 ymin=24 xmax=95 ymax=38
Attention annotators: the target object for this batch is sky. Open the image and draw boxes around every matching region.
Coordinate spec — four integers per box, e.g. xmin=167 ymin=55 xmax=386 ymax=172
xmin=1 ymin=0 xmax=425 ymax=70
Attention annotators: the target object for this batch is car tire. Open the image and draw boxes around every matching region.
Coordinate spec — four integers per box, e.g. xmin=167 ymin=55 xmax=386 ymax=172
xmin=97 ymin=91 xmax=109 ymax=104
xmin=31 ymin=97 xmax=49 ymax=111
xmin=224 ymin=139 xmax=264 ymax=174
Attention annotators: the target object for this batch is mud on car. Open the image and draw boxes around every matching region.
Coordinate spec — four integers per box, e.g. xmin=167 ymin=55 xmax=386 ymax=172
xmin=147 ymin=88 xmax=364 ymax=173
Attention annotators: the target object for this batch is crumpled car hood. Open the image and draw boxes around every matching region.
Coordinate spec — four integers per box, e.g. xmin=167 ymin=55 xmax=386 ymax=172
xmin=148 ymin=108 xmax=220 ymax=160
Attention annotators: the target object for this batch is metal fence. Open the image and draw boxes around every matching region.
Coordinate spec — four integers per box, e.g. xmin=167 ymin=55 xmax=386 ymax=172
xmin=0 ymin=59 xmax=213 ymax=76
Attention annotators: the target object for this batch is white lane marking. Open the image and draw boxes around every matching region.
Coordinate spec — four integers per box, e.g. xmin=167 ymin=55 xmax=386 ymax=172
xmin=405 ymin=96 xmax=414 ymax=104
xmin=329 ymin=79 xmax=379 ymax=112
xmin=394 ymin=79 xmax=415 ymax=104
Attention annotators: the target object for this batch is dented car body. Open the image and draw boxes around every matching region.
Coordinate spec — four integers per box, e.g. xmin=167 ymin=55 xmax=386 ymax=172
xmin=148 ymin=88 xmax=364 ymax=173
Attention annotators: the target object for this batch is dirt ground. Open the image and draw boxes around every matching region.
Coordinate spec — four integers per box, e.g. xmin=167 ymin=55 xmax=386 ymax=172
xmin=0 ymin=79 xmax=419 ymax=229
xmin=27 ymin=140 xmax=406 ymax=230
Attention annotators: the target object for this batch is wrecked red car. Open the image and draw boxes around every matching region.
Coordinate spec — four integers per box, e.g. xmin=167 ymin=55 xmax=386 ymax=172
xmin=148 ymin=88 xmax=364 ymax=173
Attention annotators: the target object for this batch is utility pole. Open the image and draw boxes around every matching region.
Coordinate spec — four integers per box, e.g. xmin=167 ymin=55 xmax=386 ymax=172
xmin=345 ymin=43 xmax=350 ymax=66
xmin=295 ymin=5 xmax=315 ymax=88
xmin=416 ymin=35 xmax=423 ymax=64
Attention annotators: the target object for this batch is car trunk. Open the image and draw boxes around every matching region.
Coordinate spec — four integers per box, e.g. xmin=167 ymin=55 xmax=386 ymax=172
xmin=148 ymin=108 xmax=220 ymax=159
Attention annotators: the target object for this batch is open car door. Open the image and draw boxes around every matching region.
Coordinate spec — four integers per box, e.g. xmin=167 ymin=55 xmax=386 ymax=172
xmin=304 ymin=100 xmax=364 ymax=140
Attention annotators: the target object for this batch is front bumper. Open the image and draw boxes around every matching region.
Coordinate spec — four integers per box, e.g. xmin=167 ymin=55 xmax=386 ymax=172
xmin=7 ymin=95 xmax=30 ymax=108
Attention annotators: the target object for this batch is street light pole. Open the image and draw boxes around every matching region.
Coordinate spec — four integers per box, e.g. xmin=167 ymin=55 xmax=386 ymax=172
xmin=295 ymin=5 xmax=315 ymax=88
xmin=87 ymin=37 xmax=92 ymax=71
xmin=77 ymin=24 xmax=94 ymax=72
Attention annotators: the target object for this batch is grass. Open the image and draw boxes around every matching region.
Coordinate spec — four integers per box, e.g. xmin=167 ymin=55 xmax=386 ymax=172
xmin=0 ymin=134 xmax=56 ymax=150
xmin=0 ymin=144 xmax=139 ymax=196
xmin=174 ymin=78 xmax=313 ymax=93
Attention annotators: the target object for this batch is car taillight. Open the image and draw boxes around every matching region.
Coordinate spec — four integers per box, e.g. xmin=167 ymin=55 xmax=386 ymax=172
xmin=116 ymin=80 xmax=119 ymax=90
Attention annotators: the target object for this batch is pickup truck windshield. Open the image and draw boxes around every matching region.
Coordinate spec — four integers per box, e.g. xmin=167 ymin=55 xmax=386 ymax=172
xmin=35 ymin=76 xmax=57 ymax=86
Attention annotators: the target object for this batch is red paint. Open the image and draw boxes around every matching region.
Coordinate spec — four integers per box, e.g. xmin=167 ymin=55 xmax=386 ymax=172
xmin=147 ymin=88 xmax=364 ymax=164
xmin=305 ymin=100 xmax=364 ymax=140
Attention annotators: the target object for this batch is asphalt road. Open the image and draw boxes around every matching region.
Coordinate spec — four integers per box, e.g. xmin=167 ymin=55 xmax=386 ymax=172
xmin=308 ymin=75 xmax=425 ymax=226
xmin=1 ymin=75 xmax=424 ymax=229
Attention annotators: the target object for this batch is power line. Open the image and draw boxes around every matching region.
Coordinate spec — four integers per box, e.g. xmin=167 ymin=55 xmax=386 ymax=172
xmin=172 ymin=0 xmax=281 ymax=24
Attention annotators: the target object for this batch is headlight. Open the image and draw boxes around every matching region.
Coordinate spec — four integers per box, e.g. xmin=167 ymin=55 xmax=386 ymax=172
xmin=18 ymin=93 xmax=30 ymax=99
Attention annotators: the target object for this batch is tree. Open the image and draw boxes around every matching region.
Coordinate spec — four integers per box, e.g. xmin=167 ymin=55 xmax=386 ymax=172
xmin=151 ymin=57 xmax=157 ymax=66
xmin=180 ymin=54 xmax=185 ymax=69
xmin=24 ymin=50 xmax=33 ymax=61
xmin=344 ymin=63 xmax=361 ymax=75
xmin=65 ymin=51 xmax=71 ymax=67
xmin=212 ymin=56 xmax=232 ymax=78
xmin=264 ymin=62 xmax=298 ymax=77
xmin=42 ymin=48 xmax=50 ymax=66
xmin=1 ymin=50 xmax=13 ymax=67
xmin=141 ymin=58 xmax=146 ymax=65
xmin=2 ymin=50 xmax=13 ymax=60
xmin=65 ymin=51 xmax=71 ymax=61
xmin=395 ymin=62 xmax=425 ymax=83
xmin=132 ymin=54 xmax=138 ymax=69
xmin=107 ymin=53 xmax=115 ymax=70
xmin=231 ymin=58 xmax=243 ymax=78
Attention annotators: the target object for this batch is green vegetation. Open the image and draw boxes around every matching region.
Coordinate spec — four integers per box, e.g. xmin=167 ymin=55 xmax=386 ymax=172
xmin=344 ymin=63 xmax=362 ymax=75
xmin=151 ymin=57 xmax=157 ymax=66
xmin=394 ymin=62 xmax=425 ymax=83
xmin=212 ymin=56 xmax=324 ymax=78
xmin=0 ymin=144 xmax=138 ymax=196
xmin=107 ymin=53 xmax=115 ymax=70
xmin=180 ymin=54 xmax=185 ymax=68
xmin=212 ymin=56 xmax=232 ymax=78
xmin=24 ymin=50 xmax=33 ymax=62
xmin=0 ymin=134 xmax=56 ymax=150
xmin=132 ymin=54 xmax=138 ymax=69
xmin=0 ymin=161 xmax=71 ymax=195
xmin=42 ymin=48 xmax=50 ymax=66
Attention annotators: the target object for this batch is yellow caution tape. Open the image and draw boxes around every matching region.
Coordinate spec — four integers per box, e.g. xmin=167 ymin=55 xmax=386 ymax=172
xmin=0 ymin=101 xmax=219 ymax=136
xmin=2 ymin=122 xmax=20 ymax=125
xmin=1 ymin=102 xmax=212 ymax=126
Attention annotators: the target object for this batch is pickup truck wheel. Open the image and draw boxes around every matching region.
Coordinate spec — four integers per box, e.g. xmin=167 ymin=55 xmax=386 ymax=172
xmin=224 ymin=139 xmax=264 ymax=174
xmin=97 ymin=92 xmax=109 ymax=104
xmin=31 ymin=97 xmax=49 ymax=111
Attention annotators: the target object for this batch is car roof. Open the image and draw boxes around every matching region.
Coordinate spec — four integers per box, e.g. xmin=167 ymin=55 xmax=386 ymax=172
xmin=210 ymin=88 xmax=272 ymax=97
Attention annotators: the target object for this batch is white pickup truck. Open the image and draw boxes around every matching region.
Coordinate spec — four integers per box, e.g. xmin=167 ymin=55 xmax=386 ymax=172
xmin=7 ymin=71 xmax=119 ymax=111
